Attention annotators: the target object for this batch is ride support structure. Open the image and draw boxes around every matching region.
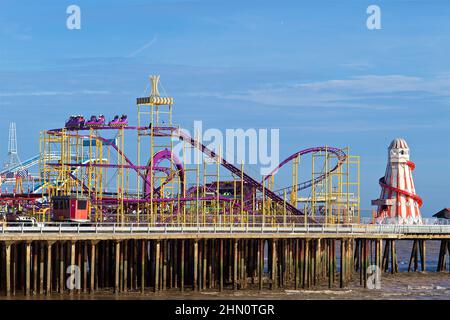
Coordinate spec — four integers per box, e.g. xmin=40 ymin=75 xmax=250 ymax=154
xmin=35 ymin=75 xmax=360 ymax=225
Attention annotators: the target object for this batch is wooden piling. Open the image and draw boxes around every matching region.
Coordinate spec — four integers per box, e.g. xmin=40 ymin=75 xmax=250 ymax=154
xmin=59 ymin=242 xmax=64 ymax=293
xmin=219 ymin=239 xmax=224 ymax=291
xmin=12 ymin=243 xmax=17 ymax=295
xmin=363 ymin=239 xmax=369 ymax=288
xmin=33 ymin=242 xmax=38 ymax=294
xmin=408 ymin=240 xmax=418 ymax=272
xmin=328 ymin=239 xmax=333 ymax=288
xmin=155 ymin=240 xmax=160 ymax=292
xmin=81 ymin=242 xmax=87 ymax=293
xmin=174 ymin=240 xmax=178 ymax=289
xmin=5 ymin=242 xmax=11 ymax=296
xmin=25 ymin=242 xmax=31 ymax=296
xmin=193 ymin=240 xmax=198 ymax=291
xmin=303 ymin=240 xmax=309 ymax=288
xmin=233 ymin=239 xmax=238 ymax=290
xmin=241 ymin=240 xmax=246 ymax=289
xmin=162 ymin=240 xmax=167 ymax=291
xmin=438 ymin=240 xmax=444 ymax=271
xmin=202 ymin=240 xmax=207 ymax=290
xmin=271 ymin=239 xmax=277 ymax=290
xmin=114 ymin=241 xmax=120 ymax=293
xmin=419 ymin=240 xmax=426 ymax=272
xmin=90 ymin=241 xmax=96 ymax=293
xmin=46 ymin=242 xmax=53 ymax=295
xmin=141 ymin=240 xmax=146 ymax=293
xmin=259 ymin=239 xmax=264 ymax=290
xmin=340 ymin=239 xmax=346 ymax=288
xmin=69 ymin=241 xmax=76 ymax=294
xmin=181 ymin=239 xmax=185 ymax=292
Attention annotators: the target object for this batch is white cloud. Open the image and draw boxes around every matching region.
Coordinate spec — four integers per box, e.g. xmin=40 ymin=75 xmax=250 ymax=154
xmin=341 ymin=62 xmax=373 ymax=70
xmin=283 ymin=121 xmax=450 ymax=133
xmin=185 ymin=74 xmax=450 ymax=109
xmin=0 ymin=90 xmax=110 ymax=97
xmin=1 ymin=24 xmax=32 ymax=41
xmin=294 ymin=75 xmax=423 ymax=92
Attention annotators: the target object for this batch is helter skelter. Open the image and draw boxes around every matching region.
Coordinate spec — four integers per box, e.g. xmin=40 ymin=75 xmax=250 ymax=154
xmin=372 ymin=138 xmax=422 ymax=224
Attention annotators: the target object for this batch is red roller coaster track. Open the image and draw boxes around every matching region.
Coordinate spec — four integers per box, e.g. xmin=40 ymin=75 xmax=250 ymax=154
xmin=378 ymin=160 xmax=423 ymax=208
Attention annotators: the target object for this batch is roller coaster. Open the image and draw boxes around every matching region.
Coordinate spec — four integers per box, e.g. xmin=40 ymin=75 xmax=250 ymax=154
xmin=1 ymin=76 xmax=360 ymax=225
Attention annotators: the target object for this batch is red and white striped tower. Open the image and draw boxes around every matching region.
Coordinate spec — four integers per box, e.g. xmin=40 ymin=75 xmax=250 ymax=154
xmin=372 ymin=138 xmax=422 ymax=224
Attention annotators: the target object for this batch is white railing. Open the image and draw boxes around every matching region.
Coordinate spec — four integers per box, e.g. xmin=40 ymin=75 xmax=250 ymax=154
xmin=1 ymin=222 xmax=450 ymax=235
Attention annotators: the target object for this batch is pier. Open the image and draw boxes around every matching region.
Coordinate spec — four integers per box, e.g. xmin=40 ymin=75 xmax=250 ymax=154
xmin=1 ymin=223 xmax=450 ymax=296
xmin=0 ymin=77 xmax=447 ymax=298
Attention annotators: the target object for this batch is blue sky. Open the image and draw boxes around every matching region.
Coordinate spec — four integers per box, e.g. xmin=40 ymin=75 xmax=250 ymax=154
xmin=0 ymin=0 xmax=449 ymax=216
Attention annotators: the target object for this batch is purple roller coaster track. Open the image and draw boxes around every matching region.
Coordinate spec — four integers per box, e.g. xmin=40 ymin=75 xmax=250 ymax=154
xmin=46 ymin=125 xmax=347 ymax=218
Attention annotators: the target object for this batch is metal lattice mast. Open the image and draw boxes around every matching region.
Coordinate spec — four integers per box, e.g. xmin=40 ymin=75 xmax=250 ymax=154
xmin=4 ymin=122 xmax=21 ymax=169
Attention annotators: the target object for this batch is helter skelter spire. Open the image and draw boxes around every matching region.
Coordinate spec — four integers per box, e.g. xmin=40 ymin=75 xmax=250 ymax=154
xmin=372 ymin=138 xmax=422 ymax=224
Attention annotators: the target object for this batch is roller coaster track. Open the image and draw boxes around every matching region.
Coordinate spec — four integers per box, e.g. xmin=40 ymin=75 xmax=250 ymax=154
xmin=263 ymin=147 xmax=347 ymax=196
xmin=174 ymin=130 xmax=304 ymax=215
xmin=143 ymin=148 xmax=185 ymax=198
xmin=53 ymin=128 xmax=303 ymax=215
xmin=47 ymin=128 xmax=346 ymax=217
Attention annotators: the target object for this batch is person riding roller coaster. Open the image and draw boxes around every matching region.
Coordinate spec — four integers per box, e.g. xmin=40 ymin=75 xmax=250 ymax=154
xmin=65 ymin=115 xmax=85 ymax=130
xmin=108 ymin=115 xmax=120 ymax=126
xmin=108 ymin=114 xmax=128 ymax=127
xmin=86 ymin=114 xmax=105 ymax=128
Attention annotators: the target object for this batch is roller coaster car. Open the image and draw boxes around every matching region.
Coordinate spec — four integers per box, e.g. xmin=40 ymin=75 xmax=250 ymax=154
xmin=65 ymin=115 xmax=85 ymax=129
xmin=108 ymin=114 xmax=128 ymax=127
xmin=85 ymin=115 xmax=105 ymax=128
xmin=51 ymin=195 xmax=90 ymax=223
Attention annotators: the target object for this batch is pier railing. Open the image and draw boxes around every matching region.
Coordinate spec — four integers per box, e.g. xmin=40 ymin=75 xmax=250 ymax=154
xmin=1 ymin=222 xmax=450 ymax=235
